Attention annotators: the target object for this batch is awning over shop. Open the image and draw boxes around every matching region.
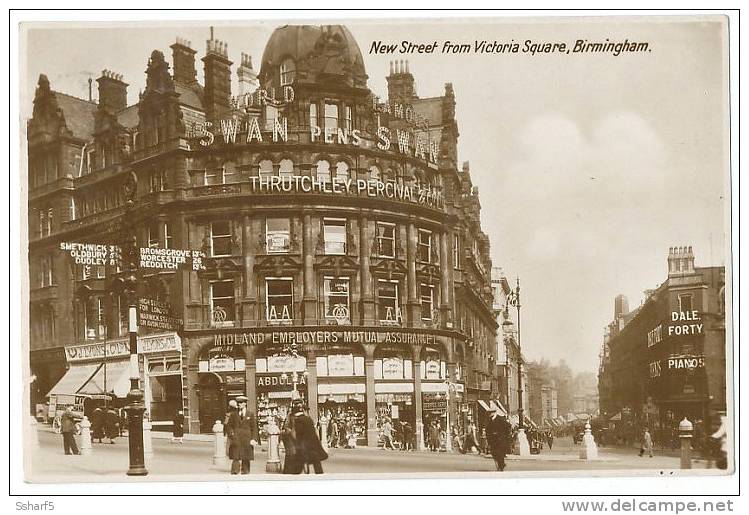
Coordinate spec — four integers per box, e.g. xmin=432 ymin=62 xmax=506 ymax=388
xmin=78 ymin=360 xmax=132 ymax=398
xmin=609 ymin=411 xmax=622 ymax=421
xmin=490 ymin=400 xmax=507 ymax=416
xmin=47 ymin=363 xmax=101 ymax=397
xmin=477 ymin=400 xmax=492 ymax=411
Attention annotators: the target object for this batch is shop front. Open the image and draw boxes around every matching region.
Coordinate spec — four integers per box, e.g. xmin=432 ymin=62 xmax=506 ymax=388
xmin=316 ymin=351 xmax=367 ymax=447
xmin=255 ymin=353 xmax=308 ymax=439
xmin=29 ymin=347 xmax=67 ymax=419
xmin=140 ymin=333 xmax=183 ymax=432
xmin=197 ymin=342 xmax=247 ymax=433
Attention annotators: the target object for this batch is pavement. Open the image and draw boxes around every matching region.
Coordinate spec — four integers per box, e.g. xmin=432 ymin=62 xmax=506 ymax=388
xmin=26 ymin=429 xmax=716 ymax=482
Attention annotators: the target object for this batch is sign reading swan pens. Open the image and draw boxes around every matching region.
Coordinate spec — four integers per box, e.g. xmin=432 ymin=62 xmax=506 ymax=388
xmin=138 ymin=298 xmax=183 ymax=330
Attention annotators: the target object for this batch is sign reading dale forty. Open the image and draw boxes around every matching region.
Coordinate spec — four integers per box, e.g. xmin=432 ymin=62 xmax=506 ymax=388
xmin=138 ymin=298 xmax=183 ymax=330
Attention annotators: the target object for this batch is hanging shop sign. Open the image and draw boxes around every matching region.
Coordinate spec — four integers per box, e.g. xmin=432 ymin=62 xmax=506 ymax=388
xmin=422 ymin=392 xmax=447 ymax=412
xmin=212 ymin=330 xmax=440 ymax=347
xmin=138 ymin=333 xmax=181 ymax=354
xmin=138 ymin=298 xmax=183 ymax=330
xmin=667 ymin=355 xmax=706 ymax=370
xmin=668 ymin=311 xmax=703 ymax=336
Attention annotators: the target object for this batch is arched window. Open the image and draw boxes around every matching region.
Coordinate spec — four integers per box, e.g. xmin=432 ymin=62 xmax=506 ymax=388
xmin=369 ymin=165 xmax=381 ymax=181
xmin=279 ymin=159 xmax=294 ymax=179
xmin=280 ymin=58 xmax=296 ymax=87
xmin=259 ymin=159 xmax=274 ymax=179
xmin=335 ymin=161 xmax=349 ymax=181
xmin=316 ymin=160 xmax=331 ymax=182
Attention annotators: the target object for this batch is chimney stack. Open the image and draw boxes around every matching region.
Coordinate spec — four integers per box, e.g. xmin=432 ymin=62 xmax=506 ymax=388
xmin=386 ymin=60 xmax=416 ymax=102
xmin=96 ymin=69 xmax=128 ymax=112
xmin=668 ymin=245 xmax=696 ymax=277
xmin=171 ymin=37 xmax=197 ymax=85
xmin=202 ymin=35 xmax=232 ymax=122
xmin=237 ymin=52 xmax=258 ymax=97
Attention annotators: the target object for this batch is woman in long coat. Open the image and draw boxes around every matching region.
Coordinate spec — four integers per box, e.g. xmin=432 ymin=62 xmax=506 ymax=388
xmin=90 ymin=407 xmax=105 ymax=443
xmin=172 ymin=410 xmax=185 ymax=443
xmin=225 ymin=397 xmax=258 ymax=475
xmin=104 ymin=408 xmax=120 ymax=443
xmin=283 ymin=401 xmax=328 ymax=474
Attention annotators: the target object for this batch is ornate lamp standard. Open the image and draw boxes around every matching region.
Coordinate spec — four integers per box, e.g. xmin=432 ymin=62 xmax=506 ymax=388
xmin=121 ymin=173 xmax=147 ymax=476
xmin=506 ymin=277 xmax=530 ymax=456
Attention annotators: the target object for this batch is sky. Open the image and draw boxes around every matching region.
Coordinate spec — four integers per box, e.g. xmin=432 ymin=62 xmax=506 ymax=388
xmin=21 ymin=16 xmax=729 ymax=374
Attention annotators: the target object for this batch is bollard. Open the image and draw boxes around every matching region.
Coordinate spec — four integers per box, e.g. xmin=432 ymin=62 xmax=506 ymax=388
xmin=265 ymin=417 xmax=281 ymax=473
xmin=416 ymin=420 xmax=425 ymax=451
xmin=143 ymin=418 xmax=153 ymax=460
xmin=212 ymin=420 xmax=227 ymax=467
xmin=516 ymin=428 xmax=531 ymax=456
xmin=579 ymin=422 xmax=599 ymax=460
xmin=29 ymin=415 xmax=40 ymax=450
xmin=319 ymin=415 xmax=329 ymax=452
xmin=679 ymin=417 xmax=693 ymax=469
xmin=79 ymin=416 xmax=92 ymax=455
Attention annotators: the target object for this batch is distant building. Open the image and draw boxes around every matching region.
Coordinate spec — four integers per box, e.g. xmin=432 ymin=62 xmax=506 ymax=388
xmin=598 ymin=246 xmax=726 ymax=439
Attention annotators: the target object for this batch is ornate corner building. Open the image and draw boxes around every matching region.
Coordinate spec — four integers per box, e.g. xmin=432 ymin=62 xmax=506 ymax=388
xmin=27 ymin=25 xmax=500 ymax=445
xmin=597 ymin=247 xmax=726 ymax=442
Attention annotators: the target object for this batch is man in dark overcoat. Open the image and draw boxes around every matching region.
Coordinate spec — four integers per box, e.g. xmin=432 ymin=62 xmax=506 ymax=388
xmin=486 ymin=407 xmax=512 ymax=471
xmin=225 ymin=396 xmax=258 ymax=475
xmin=90 ymin=406 xmax=105 ymax=443
xmin=104 ymin=408 xmax=120 ymax=443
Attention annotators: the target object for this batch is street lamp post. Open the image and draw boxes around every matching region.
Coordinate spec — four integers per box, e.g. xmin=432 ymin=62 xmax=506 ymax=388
xmin=442 ymin=378 xmax=457 ymax=452
xmin=507 ymin=277 xmax=530 ymax=456
xmin=122 ymin=187 xmax=147 ymax=476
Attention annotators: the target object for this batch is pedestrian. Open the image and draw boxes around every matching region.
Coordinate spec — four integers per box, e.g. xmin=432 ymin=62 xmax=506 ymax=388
xmin=283 ymin=400 xmax=328 ymax=474
xmin=486 ymin=407 xmax=511 ymax=471
xmin=328 ymin=417 xmax=339 ymax=448
xmin=428 ymin=420 xmax=440 ymax=451
xmin=104 ymin=408 xmax=119 ymax=444
xmin=60 ymin=406 xmax=81 ymax=455
xmin=711 ymin=414 xmax=728 ymax=470
xmin=381 ymin=417 xmax=395 ymax=450
xmin=171 ymin=410 xmax=185 ymax=444
xmin=547 ymin=430 xmax=554 ymax=450
xmin=225 ymin=396 xmax=257 ymax=475
xmin=402 ymin=421 xmax=413 ymax=451
xmin=639 ymin=428 xmax=654 ymax=457
xmin=90 ymin=406 xmax=105 ymax=444
xmin=463 ymin=420 xmax=479 ymax=454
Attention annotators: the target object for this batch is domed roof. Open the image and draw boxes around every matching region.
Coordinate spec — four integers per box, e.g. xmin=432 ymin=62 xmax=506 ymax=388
xmin=259 ymin=25 xmax=368 ymax=89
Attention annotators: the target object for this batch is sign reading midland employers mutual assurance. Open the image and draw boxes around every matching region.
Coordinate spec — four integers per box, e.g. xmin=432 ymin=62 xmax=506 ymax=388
xmin=211 ymin=329 xmax=440 ymax=347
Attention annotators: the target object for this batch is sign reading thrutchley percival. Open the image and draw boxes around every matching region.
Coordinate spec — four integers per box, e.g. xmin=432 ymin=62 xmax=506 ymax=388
xmin=138 ymin=298 xmax=183 ymax=330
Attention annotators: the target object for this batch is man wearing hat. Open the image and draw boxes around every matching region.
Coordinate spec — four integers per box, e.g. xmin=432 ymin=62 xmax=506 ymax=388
xmin=486 ymin=405 xmax=511 ymax=471
xmin=225 ymin=396 xmax=258 ymax=475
